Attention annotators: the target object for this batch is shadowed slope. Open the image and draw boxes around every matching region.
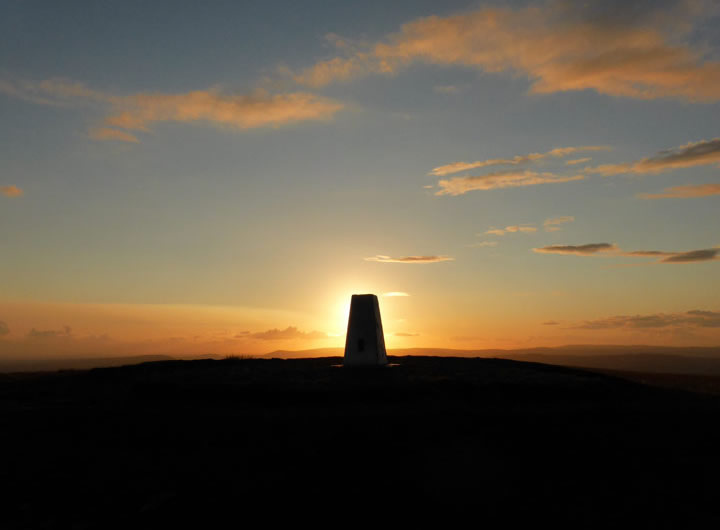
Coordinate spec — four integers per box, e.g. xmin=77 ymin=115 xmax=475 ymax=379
xmin=2 ymin=356 xmax=720 ymax=527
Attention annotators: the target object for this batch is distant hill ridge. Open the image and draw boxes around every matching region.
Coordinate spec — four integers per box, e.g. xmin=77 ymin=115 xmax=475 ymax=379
xmin=3 ymin=345 xmax=720 ymax=374
xmin=263 ymin=345 xmax=720 ymax=375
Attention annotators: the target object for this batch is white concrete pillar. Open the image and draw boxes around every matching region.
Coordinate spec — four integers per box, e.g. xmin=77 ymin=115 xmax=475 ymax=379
xmin=343 ymin=294 xmax=388 ymax=366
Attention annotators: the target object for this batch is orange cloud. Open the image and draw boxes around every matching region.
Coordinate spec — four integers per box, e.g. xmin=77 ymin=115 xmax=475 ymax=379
xmin=638 ymin=183 xmax=720 ymax=199
xmin=434 ymin=85 xmax=460 ymax=94
xmin=365 ymin=255 xmax=454 ymax=263
xmin=383 ymin=292 xmax=410 ymax=297
xmin=89 ymin=127 xmax=139 ymax=143
xmin=535 ymin=243 xmax=720 ymax=263
xmin=485 ymin=225 xmax=537 ymax=235
xmin=294 ymin=5 xmax=720 ymax=101
xmin=506 ymin=225 xmax=537 ymax=233
xmin=566 ymin=157 xmax=592 ymax=166
xmin=249 ymin=326 xmax=327 ymax=341
xmin=466 ymin=241 xmax=498 ymax=248
xmin=436 ymin=170 xmax=584 ymax=196
xmin=0 ymin=78 xmax=344 ymax=141
xmin=105 ymin=89 xmax=344 ymax=132
xmin=1 ymin=185 xmax=23 ymax=197
xmin=587 ymin=138 xmax=720 ymax=175
xmin=430 ymin=146 xmax=609 ymax=176
xmin=534 ymin=243 xmax=618 ymax=256
xmin=659 ymin=249 xmax=720 ymax=263
xmin=543 ymin=216 xmax=575 ymax=232
xmin=0 ymin=77 xmax=110 ymax=106
xmin=574 ymin=310 xmax=720 ymax=330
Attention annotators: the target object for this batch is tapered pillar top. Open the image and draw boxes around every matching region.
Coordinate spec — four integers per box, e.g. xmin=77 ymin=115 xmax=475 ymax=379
xmin=343 ymin=294 xmax=388 ymax=366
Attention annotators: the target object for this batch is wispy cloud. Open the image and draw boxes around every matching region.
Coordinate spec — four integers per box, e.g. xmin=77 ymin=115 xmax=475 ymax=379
xmin=657 ymin=249 xmax=720 ymax=263
xmin=433 ymin=85 xmax=460 ymax=94
xmin=383 ymin=291 xmax=410 ymax=297
xmin=436 ymin=170 xmax=584 ymax=196
xmin=0 ymin=77 xmax=345 ymax=141
xmin=1 ymin=185 xmax=23 ymax=197
xmin=104 ymin=89 xmax=344 ymax=132
xmin=566 ymin=157 xmax=592 ymax=166
xmin=430 ymin=146 xmax=609 ymax=177
xmin=574 ymin=310 xmax=720 ymax=330
xmin=365 ymin=255 xmax=454 ymax=263
xmin=466 ymin=241 xmax=499 ymax=248
xmin=638 ymin=183 xmax=720 ymax=199
xmin=506 ymin=225 xmax=537 ymax=233
xmin=293 ymin=3 xmax=720 ymax=101
xmin=249 ymin=326 xmax=327 ymax=340
xmin=542 ymin=321 xmax=560 ymax=326
xmin=0 ymin=78 xmax=109 ymax=106
xmin=586 ymin=138 xmax=720 ymax=176
xmin=27 ymin=326 xmax=72 ymax=339
xmin=534 ymin=243 xmax=618 ymax=256
xmin=534 ymin=243 xmax=720 ymax=263
xmin=543 ymin=216 xmax=575 ymax=232
xmin=394 ymin=332 xmax=419 ymax=337
xmin=89 ymin=127 xmax=139 ymax=143
xmin=484 ymin=225 xmax=537 ymax=236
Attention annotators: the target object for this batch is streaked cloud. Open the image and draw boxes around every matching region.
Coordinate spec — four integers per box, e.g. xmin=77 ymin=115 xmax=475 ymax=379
xmin=89 ymin=127 xmax=139 ymax=143
xmin=586 ymin=138 xmax=720 ymax=176
xmin=466 ymin=241 xmax=498 ymax=248
xmin=659 ymin=249 xmax=720 ymax=263
xmin=615 ymin=248 xmax=720 ymax=263
xmin=566 ymin=157 xmax=592 ymax=166
xmin=430 ymin=146 xmax=609 ymax=177
xmin=574 ymin=310 xmax=720 ymax=330
xmin=104 ymin=89 xmax=343 ymax=133
xmin=506 ymin=225 xmax=537 ymax=233
xmin=293 ymin=4 xmax=720 ymax=101
xmin=1 ymin=185 xmax=23 ymax=197
xmin=543 ymin=216 xmax=575 ymax=232
xmin=433 ymin=85 xmax=460 ymax=94
xmin=638 ymin=183 xmax=720 ymax=199
xmin=0 ymin=77 xmax=344 ymax=141
xmin=365 ymin=255 xmax=454 ymax=263
xmin=534 ymin=243 xmax=618 ymax=256
xmin=27 ymin=326 xmax=72 ymax=339
xmin=485 ymin=225 xmax=537 ymax=236
xmin=0 ymin=77 xmax=109 ymax=106
xmin=535 ymin=243 xmax=719 ymax=263
xmin=542 ymin=321 xmax=560 ymax=326
xmin=383 ymin=291 xmax=410 ymax=297
xmin=249 ymin=326 xmax=327 ymax=340
xmin=436 ymin=170 xmax=584 ymax=196
xmin=394 ymin=332 xmax=419 ymax=337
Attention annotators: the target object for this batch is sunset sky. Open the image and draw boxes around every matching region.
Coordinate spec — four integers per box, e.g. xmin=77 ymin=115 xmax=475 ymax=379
xmin=2 ymin=0 xmax=720 ymax=358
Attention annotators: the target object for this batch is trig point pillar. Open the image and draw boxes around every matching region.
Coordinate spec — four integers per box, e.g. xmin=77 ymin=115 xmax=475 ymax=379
xmin=343 ymin=294 xmax=388 ymax=366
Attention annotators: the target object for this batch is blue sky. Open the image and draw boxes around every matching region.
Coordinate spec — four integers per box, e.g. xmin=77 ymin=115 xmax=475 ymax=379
xmin=1 ymin=0 xmax=720 ymax=355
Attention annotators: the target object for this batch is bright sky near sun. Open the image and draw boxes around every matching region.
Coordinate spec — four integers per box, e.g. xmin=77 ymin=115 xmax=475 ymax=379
xmin=1 ymin=0 xmax=720 ymax=357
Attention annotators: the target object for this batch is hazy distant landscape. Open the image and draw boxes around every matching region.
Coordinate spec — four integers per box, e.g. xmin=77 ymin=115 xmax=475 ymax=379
xmin=5 ymin=344 xmax=720 ymax=375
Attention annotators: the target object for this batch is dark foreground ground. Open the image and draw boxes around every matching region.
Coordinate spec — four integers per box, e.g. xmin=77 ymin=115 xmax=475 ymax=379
xmin=2 ymin=356 xmax=720 ymax=528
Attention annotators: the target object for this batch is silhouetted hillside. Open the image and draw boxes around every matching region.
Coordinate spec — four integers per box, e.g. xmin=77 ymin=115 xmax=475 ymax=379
xmin=0 ymin=354 xmax=174 ymax=373
xmin=264 ymin=345 xmax=720 ymax=374
xmin=2 ymin=356 xmax=720 ymax=527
